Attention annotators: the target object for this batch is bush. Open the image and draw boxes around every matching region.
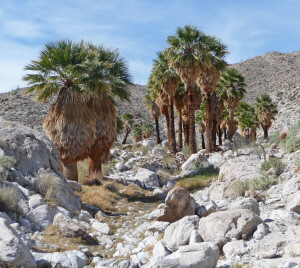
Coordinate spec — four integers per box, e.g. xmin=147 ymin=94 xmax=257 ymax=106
xmin=132 ymin=124 xmax=142 ymax=142
xmin=250 ymin=173 xmax=278 ymax=191
xmin=280 ymin=121 xmax=300 ymax=153
xmin=294 ymin=154 xmax=300 ymax=169
xmin=261 ymin=158 xmax=286 ymax=175
xmin=269 ymin=132 xmax=280 ymax=144
xmin=195 ymin=161 xmax=219 ymax=176
xmin=34 ymin=175 xmax=62 ymax=201
xmin=231 ymin=180 xmax=250 ymax=197
xmin=142 ymin=123 xmax=154 ymax=139
xmin=0 ymin=186 xmax=19 ymax=213
xmin=0 ymin=156 xmax=15 ymax=182
xmin=181 ymin=145 xmax=189 ymax=156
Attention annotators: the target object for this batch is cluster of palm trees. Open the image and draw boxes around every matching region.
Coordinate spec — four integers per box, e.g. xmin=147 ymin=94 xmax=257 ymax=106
xmin=24 ymin=40 xmax=132 ymax=182
xmin=146 ymin=25 xmax=278 ymax=155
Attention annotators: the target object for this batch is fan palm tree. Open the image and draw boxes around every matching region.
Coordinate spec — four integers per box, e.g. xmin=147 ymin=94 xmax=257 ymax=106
xmin=196 ymin=35 xmax=228 ymax=153
xmin=24 ymin=40 xmax=132 ymax=181
xmin=216 ymin=68 xmax=246 ymax=141
xmin=145 ymin=93 xmax=161 ymax=144
xmin=196 ymin=101 xmax=206 ymax=149
xmin=151 ymin=51 xmax=179 ymax=153
xmin=255 ymin=94 xmax=278 ymax=138
xmin=174 ymin=85 xmax=186 ymax=151
xmin=166 ymin=25 xmax=204 ymax=154
xmin=122 ymin=113 xmax=134 ymax=144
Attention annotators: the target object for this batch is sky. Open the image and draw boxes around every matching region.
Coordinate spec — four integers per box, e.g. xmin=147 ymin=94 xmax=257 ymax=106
xmin=1 ymin=0 xmax=300 ymax=93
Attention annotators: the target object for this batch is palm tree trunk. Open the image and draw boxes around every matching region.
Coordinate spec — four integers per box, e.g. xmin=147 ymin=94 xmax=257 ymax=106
xmin=228 ymin=109 xmax=235 ymax=141
xmin=224 ymin=129 xmax=227 ymax=140
xmin=212 ymin=92 xmax=218 ymax=149
xmin=63 ymin=161 xmax=78 ymax=181
xmin=201 ymin=133 xmax=205 ymax=149
xmin=155 ymin=118 xmax=161 ymax=144
xmin=122 ymin=130 xmax=130 ymax=144
xmin=205 ymin=93 xmax=213 ymax=153
xmin=212 ymin=119 xmax=217 ymax=149
xmin=218 ymin=125 xmax=223 ymax=145
xmin=178 ymin=110 xmax=183 ymax=151
xmin=263 ymin=124 xmax=268 ymax=138
xmin=188 ymin=87 xmax=197 ymax=154
xmin=183 ymin=122 xmax=189 ymax=146
xmin=168 ymin=99 xmax=177 ymax=153
xmin=164 ymin=110 xmax=170 ymax=144
xmin=88 ymin=153 xmax=102 ymax=176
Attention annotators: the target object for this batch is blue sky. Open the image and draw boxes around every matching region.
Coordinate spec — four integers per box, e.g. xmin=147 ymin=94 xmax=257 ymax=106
xmin=1 ymin=0 xmax=300 ymax=92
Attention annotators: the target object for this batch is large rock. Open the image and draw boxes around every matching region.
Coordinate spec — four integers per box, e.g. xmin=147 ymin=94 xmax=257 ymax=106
xmin=181 ymin=152 xmax=209 ymax=172
xmin=151 ymin=241 xmax=171 ymax=262
xmin=152 ymin=147 xmax=167 ymax=158
xmin=223 ymin=240 xmax=250 ymax=259
xmin=129 ymin=168 xmax=160 ymax=189
xmin=286 ymin=192 xmax=300 ymax=214
xmin=207 ymin=152 xmax=225 ymax=168
xmin=163 ymin=215 xmax=200 ymax=252
xmin=199 ymin=209 xmax=262 ymax=247
xmin=26 ymin=204 xmax=55 ymax=230
xmin=157 ymin=187 xmax=197 ymax=222
xmin=32 ymin=250 xmax=88 ymax=268
xmin=0 ymin=218 xmax=36 ymax=267
xmin=53 ymin=212 xmax=93 ymax=242
xmin=230 ymin=197 xmax=260 ymax=215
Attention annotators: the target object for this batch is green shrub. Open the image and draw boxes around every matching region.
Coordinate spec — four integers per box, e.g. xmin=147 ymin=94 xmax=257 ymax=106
xmin=0 ymin=186 xmax=20 ymax=213
xmin=34 ymin=175 xmax=62 ymax=201
xmin=142 ymin=123 xmax=154 ymax=139
xmin=280 ymin=121 xmax=300 ymax=153
xmin=0 ymin=156 xmax=15 ymax=182
xmin=132 ymin=124 xmax=142 ymax=142
xmin=261 ymin=158 xmax=286 ymax=175
xmin=250 ymin=173 xmax=278 ymax=191
xmin=231 ymin=180 xmax=250 ymax=197
xmin=294 ymin=154 xmax=300 ymax=169
xmin=269 ymin=132 xmax=280 ymax=144
xmin=195 ymin=161 xmax=219 ymax=176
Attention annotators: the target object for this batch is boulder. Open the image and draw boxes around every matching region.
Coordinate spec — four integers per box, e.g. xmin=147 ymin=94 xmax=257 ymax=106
xmin=143 ymin=139 xmax=155 ymax=147
xmin=199 ymin=209 xmax=262 ymax=247
xmin=67 ymin=180 xmax=82 ymax=192
xmin=53 ymin=212 xmax=93 ymax=242
xmin=163 ymin=215 xmax=200 ymax=252
xmin=26 ymin=204 xmax=55 ymax=230
xmin=151 ymin=241 xmax=171 ymax=262
xmin=152 ymin=147 xmax=167 ymax=158
xmin=129 ymin=168 xmax=160 ymax=189
xmin=286 ymin=192 xmax=300 ymax=214
xmin=148 ymin=221 xmax=170 ymax=233
xmin=0 ymin=218 xmax=36 ymax=268
xmin=28 ymin=194 xmax=45 ymax=210
xmin=223 ymin=240 xmax=250 ymax=259
xmin=32 ymin=250 xmax=88 ymax=268
xmin=181 ymin=153 xmax=209 ymax=172
xmin=207 ymin=152 xmax=225 ymax=168
xmin=157 ymin=187 xmax=197 ymax=223
xmin=91 ymin=221 xmax=112 ymax=235
xmin=253 ymin=223 xmax=270 ymax=240
xmin=230 ymin=198 xmax=260 ymax=215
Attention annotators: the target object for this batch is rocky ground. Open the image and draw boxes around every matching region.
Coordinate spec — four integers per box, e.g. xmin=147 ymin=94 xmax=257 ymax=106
xmin=0 ymin=115 xmax=299 ymax=268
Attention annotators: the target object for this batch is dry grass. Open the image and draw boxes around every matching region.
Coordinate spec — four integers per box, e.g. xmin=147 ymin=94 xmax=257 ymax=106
xmin=78 ymin=159 xmax=111 ymax=184
xmin=162 ymin=156 xmax=176 ymax=166
xmin=175 ymin=174 xmax=215 ymax=192
xmin=0 ymin=186 xmax=19 ymax=214
xmin=79 ymin=181 xmax=150 ymax=213
xmin=34 ymin=174 xmax=62 ymax=201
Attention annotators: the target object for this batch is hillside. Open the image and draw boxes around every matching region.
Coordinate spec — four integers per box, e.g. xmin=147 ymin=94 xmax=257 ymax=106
xmin=0 ymin=50 xmax=299 ymax=135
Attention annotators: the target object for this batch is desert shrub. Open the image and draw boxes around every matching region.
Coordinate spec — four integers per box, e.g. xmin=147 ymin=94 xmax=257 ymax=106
xmin=0 ymin=186 xmax=19 ymax=213
xmin=175 ymin=174 xmax=211 ymax=191
xmin=34 ymin=175 xmax=62 ymax=201
xmin=250 ymin=173 xmax=278 ymax=191
xmin=280 ymin=121 xmax=300 ymax=153
xmin=181 ymin=145 xmax=189 ymax=156
xmin=269 ymin=132 xmax=280 ymax=144
xmin=231 ymin=180 xmax=250 ymax=197
xmin=195 ymin=161 xmax=219 ymax=176
xmin=162 ymin=156 xmax=176 ymax=166
xmin=0 ymin=156 xmax=15 ymax=182
xmin=142 ymin=123 xmax=154 ymax=139
xmin=294 ymin=154 xmax=300 ymax=169
xmin=261 ymin=158 xmax=286 ymax=175
xmin=132 ymin=124 xmax=142 ymax=142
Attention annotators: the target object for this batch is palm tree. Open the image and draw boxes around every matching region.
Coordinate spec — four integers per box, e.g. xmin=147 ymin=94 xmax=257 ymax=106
xmin=196 ymin=35 xmax=228 ymax=153
xmin=151 ymin=51 xmax=179 ymax=153
xmin=122 ymin=113 xmax=134 ymax=144
xmin=24 ymin=40 xmax=132 ymax=181
xmin=236 ymin=101 xmax=259 ymax=141
xmin=145 ymin=93 xmax=161 ymax=144
xmin=255 ymin=94 xmax=278 ymax=138
xmin=196 ymin=102 xmax=206 ymax=149
xmin=166 ymin=25 xmax=203 ymax=154
xmin=174 ymin=86 xmax=186 ymax=151
xmin=216 ymin=68 xmax=246 ymax=141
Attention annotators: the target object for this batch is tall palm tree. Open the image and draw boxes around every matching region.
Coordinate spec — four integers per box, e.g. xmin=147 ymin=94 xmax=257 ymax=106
xmin=24 ymin=40 xmax=132 ymax=181
xmin=255 ymin=94 xmax=278 ymax=138
xmin=174 ymin=85 xmax=186 ymax=151
xmin=151 ymin=51 xmax=179 ymax=153
xmin=216 ymin=68 xmax=246 ymax=141
xmin=196 ymin=35 xmax=228 ymax=153
xmin=166 ymin=25 xmax=203 ymax=154
xmin=196 ymin=101 xmax=206 ymax=149
xmin=122 ymin=113 xmax=134 ymax=144
xmin=145 ymin=93 xmax=161 ymax=144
